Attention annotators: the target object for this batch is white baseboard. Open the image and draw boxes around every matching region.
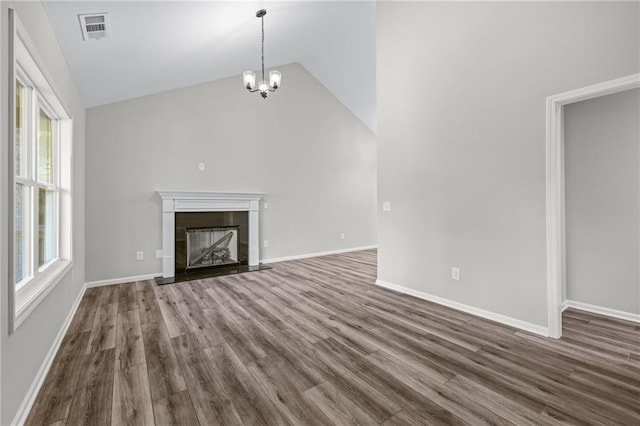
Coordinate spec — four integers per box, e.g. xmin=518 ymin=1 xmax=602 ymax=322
xmin=11 ymin=283 xmax=88 ymax=426
xmin=562 ymin=299 xmax=640 ymax=324
xmin=375 ymin=279 xmax=549 ymax=337
xmin=261 ymin=245 xmax=377 ymax=264
xmin=85 ymin=272 xmax=161 ymax=288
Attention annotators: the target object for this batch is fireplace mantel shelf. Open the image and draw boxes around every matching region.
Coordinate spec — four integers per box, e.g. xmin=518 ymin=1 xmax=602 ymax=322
xmin=157 ymin=191 xmax=263 ymax=201
xmin=157 ymin=191 xmax=262 ymax=278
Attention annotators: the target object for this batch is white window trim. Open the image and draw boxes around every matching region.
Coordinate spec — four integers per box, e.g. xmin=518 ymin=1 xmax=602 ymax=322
xmin=14 ymin=261 xmax=73 ymax=328
xmin=8 ymin=10 xmax=73 ymax=332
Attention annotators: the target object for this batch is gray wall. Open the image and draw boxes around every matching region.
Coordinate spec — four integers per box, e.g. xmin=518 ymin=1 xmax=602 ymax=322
xmin=376 ymin=1 xmax=639 ymax=327
xmin=0 ymin=2 xmax=86 ymax=424
xmin=565 ymin=89 xmax=640 ymax=314
xmin=86 ymin=63 xmax=377 ymax=282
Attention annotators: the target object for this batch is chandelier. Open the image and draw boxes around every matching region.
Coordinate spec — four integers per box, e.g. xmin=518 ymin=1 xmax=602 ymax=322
xmin=243 ymin=9 xmax=281 ymax=99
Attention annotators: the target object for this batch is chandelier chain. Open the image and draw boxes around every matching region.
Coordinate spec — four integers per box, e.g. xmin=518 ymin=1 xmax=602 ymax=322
xmin=261 ymin=15 xmax=265 ymax=82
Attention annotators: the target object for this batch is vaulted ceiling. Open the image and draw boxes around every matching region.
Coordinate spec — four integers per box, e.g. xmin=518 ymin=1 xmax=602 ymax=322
xmin=42 ymin=1 xmax=377 ymax=130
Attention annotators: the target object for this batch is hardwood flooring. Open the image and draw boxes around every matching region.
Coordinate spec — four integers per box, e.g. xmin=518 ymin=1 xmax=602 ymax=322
xmin=25 ymin=250 xmax=640 ymax=425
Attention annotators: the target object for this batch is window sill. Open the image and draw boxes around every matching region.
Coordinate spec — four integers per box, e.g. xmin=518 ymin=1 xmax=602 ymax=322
xmin=14 ymin=258 xmax=73 ymax=330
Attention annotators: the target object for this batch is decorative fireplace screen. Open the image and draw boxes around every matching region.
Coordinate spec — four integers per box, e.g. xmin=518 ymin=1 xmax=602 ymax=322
xmin=185 ymin=226 xmax=239 ymax=269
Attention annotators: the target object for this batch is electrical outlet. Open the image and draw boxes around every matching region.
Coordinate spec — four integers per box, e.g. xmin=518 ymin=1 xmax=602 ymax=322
xmin=136 ymin=251 xmax=144 ymax=261
xmin=382 ymin=201 xmax=391 ymax=212
xmin=340 ymin=233 xmax=345 ymax=240
xmin=155 ymin=249 xmax=163 ymax=259
xmin=198 ymin=162 xmax=205 ymax=171
xmin=451 ymin=267 xmax=461 ymax=281
xmin=264 ymin=202 xmax=269 ymax=209
xmin=263 ymin=240 xmax=269 ymax=248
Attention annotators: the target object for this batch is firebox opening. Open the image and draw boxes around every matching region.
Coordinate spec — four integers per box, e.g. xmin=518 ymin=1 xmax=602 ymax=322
xmin=186 ymin=226 xmax=240 ymax=269
xmin=174 ymin=211 xmax=249 ymax=278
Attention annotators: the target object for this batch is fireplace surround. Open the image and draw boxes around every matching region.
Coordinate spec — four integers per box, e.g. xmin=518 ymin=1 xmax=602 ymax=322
xmin=156 ymin=191 xmax=264 ymax=283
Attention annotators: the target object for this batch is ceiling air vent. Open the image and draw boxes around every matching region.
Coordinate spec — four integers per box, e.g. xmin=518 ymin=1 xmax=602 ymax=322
xmin=78 ymin=13 xmax=109 ymax=40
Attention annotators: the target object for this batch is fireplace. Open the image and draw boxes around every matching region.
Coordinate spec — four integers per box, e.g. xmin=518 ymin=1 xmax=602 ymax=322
xmin=156 ymin=191 xmax=269 ymax=284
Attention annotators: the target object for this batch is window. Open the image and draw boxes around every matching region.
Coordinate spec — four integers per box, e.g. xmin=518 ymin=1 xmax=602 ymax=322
xmin=10 ymin=10 xmax=73 ymax=331
xmin=14 ymin=74 xmax=61 ymax=288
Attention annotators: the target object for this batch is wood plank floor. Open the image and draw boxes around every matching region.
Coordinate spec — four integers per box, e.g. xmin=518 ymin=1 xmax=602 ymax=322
xmin=26 ymin=250 xmax=640 ymax=425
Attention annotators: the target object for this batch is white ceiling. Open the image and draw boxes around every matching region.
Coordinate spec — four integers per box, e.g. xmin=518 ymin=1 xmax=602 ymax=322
xmin=42 ymin=1 xmax=377 ymax=130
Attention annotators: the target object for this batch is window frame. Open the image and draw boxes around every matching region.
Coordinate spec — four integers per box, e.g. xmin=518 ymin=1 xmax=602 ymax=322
xmin=9 ymin=10 xmax=74 ymax=332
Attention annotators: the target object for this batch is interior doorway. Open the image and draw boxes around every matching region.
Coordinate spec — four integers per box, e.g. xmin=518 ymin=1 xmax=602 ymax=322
xmin=545 ymin=73 xmax=640 ymax=338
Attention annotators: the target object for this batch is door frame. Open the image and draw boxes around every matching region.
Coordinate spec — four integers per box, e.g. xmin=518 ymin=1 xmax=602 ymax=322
xmin=545 ymin=73 xmax=640 ymax=338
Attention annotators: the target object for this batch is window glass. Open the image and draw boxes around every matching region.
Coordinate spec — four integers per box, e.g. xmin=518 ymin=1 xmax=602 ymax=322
xmin=38 ymin=188 xmax=56 ymax=267
xmin=38 ymin=108 xmax=53 ymax=184
xmin=15 ymin=80 xmax=26 ymax=177
xmin=15 ymin=183 xmax=26 ymax=283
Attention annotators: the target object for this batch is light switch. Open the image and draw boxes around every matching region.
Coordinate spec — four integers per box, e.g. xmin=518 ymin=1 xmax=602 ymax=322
xmin=198 ymin=163 xmax=205 ymax=171
xmin=451 ymin=267 xmax=461 ymax=281
xmin=382 ymin=201 xmax=391 ymax=212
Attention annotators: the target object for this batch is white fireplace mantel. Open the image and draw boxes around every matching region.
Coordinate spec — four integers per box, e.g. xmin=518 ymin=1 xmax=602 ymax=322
xmin=157 ymin=191 xmax=262 ymax=278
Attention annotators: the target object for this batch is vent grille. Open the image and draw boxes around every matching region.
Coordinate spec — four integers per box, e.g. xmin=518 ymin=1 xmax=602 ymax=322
xmin=78 ymin=13 xmax=109 ymax=40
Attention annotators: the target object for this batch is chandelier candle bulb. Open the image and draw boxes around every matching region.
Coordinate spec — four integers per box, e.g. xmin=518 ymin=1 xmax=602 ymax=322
xmin=243 ymin=71 xmax=256 ymax=90
xmin=269 ymin=70 xmax=281 ymax=89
